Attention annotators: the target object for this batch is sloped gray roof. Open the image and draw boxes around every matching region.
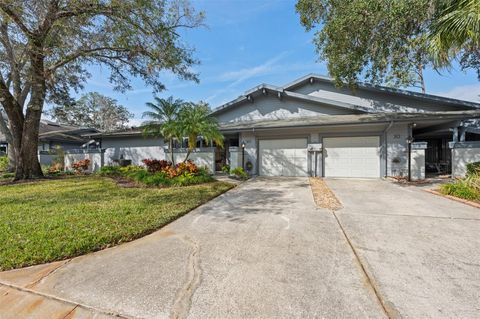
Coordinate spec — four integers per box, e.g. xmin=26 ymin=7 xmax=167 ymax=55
xmin=211 ymin=83 xmax=370 ymax=116
xmin=219 ymin=110 xmax=480 ymax=131
xmin=283 ymin=74 xmax=480 ymax=109
xmin=211 ymin=74 xmax=480 ymax=118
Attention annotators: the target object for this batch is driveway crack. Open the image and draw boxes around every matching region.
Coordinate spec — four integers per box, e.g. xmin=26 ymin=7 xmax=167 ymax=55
xmin=171 ymin=235 xmax=202 ymax=319
xmin=332 ymin=210 xmax=399 ymax=319
xmin=26 ymin=259 xmax=72 ymax=289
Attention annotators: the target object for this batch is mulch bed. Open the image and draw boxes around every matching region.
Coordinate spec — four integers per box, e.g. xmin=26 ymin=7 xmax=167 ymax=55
xmin=309 ymin=177 xmax=343 ymax=211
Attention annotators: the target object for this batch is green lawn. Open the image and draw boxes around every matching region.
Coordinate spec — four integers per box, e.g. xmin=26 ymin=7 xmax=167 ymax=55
xmin=0 ymin=176 xmax=234 ymax=271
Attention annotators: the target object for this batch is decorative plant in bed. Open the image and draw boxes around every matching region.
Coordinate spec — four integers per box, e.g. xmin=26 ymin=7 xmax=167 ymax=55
xmin=99 ymin=159 xmax=214 ymax=187
xmin=439 ymin=161 xmax=480 ymax=202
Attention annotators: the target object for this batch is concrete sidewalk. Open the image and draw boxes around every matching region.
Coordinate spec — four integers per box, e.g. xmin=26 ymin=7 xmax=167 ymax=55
xmin=0 ymin=178 xmax=386 ymax=319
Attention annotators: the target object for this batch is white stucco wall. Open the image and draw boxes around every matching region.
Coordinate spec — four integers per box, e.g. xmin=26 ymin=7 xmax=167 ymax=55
xmin=386 ymin=123 xmax=409 ymax=177
xmin=452 ymin=143 xmax=480 ymax=178
xmin=38 ymin=154 xmax=56 ymax=166
xmin=229 ymin=147 xmax=242 ymax=170
xmin=411 ymin=149 xmax=426 ymax=180
xmin=65 ymin=152 xmax=103 ymax=173
xmin=102 ymin=136 xmax=166 ymax=166
xmin=173 ymin=150 xmax=215 ymax=174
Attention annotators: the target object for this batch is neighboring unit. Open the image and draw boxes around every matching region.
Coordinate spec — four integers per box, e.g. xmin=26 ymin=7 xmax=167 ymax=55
xmin=0 ymin=120 xmax=98 ymax=165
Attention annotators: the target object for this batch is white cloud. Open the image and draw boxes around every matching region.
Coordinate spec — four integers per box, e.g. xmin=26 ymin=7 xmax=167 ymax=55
xmin=434 ymin=83 xmax=480 ymax=103
xmin=218 ymin=51 xmax=290 ymax=84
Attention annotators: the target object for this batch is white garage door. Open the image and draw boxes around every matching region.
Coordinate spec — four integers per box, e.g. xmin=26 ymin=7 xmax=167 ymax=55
xmin=324 ymin=136 xmax=380 ymax=178
xmin=259 ymin=138 xmax=308 ymax=176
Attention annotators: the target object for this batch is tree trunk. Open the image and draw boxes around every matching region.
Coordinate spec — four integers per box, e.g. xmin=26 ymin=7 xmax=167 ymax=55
xmin=417 ymin=63 xmax=426 ymax=94
xmin=169 ymin=139 xmax=175 ymax=165
xmin=14 ymin=40 xmax=45 ymax=180
xmin=14 ymin=108 xmax=43 ymax=179
xmin=184 ymin=148 xmax=192 ymax=162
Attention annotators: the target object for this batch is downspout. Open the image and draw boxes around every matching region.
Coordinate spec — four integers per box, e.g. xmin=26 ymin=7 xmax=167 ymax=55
xmin=383 ymin=121 xmax=394 ymax=177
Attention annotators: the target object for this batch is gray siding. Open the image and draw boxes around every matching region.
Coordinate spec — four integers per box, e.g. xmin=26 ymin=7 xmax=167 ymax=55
xmin=291 ymin=81 xmax=464 ymax=113
xmin=215 ymin=94 xmax=355 ymax=124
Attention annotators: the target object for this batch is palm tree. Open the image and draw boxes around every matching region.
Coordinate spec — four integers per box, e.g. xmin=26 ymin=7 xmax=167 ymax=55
xmin=429 ymin=0 xmax=480 ymax=67
xmin=178 ymin=102 xmax=224 ymax=162
xmin=142 ymin=97 xmax=184 ymax=164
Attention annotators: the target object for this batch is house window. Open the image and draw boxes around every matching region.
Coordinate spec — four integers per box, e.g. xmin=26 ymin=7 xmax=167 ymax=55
xmin=229 ymin=137 xmax=239 ymax=147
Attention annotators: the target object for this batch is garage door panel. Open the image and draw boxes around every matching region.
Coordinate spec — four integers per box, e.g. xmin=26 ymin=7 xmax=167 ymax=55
xmin=324 ymin=136 xmax=380 ymax=178
xmin=259 ymin=139 xmax=308 ymax=177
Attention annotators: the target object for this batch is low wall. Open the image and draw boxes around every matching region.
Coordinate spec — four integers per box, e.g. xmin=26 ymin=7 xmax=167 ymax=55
xmin=229 ymin=147 xmax=242 ymax=170
xmin=451 ymin=142 xmax=480 ymax=178
xmin=65 ymin=150 xmax=104 ymax=173
xmin=410 ymin=142 xmax=427 ymax=181
xmin=172 ymin=148 xmax=215 ymax=174
xmin=38 ymin=153 xmax=56 ymax=166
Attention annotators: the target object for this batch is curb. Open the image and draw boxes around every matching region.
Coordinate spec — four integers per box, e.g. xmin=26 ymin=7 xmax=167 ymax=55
xmin=424 ymin=189 xmax=480 ymax=209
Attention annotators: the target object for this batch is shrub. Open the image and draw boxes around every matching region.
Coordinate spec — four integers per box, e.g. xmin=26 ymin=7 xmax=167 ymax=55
xmin=72 ymin=159 xmax=91 ymax=174
xmin=176 ymin=160 xmax=198 ymax=175
xmin=466 ymin=161 xmax=480 ymax=176
xmin=47 ymin=163 xmax=64 ymax=175
xmin=142 ymin=159 xmax=171 ymax=173
xmin=0 ymin=156 xmax=8 ymax=172
xmin=1 ymin=172 xmax=14 ymax=179
xmin=119 ymin=165 xmax=146 ymax=176
xmin=221 ymin=164 xmax=230 ymax=174
xmin=99 ymin=166 xmax=122 ymax=176
xmin=230 ymin=167 xmax=248 ymax=180
xmin=440 ymin=178 xmax=480 ymax=201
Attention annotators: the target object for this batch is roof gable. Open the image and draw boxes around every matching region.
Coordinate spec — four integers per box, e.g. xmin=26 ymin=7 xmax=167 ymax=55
xmin=212 ymin=85 xmax=367 ymax=124
xmin=284 ymin=74 xmax=480 ymax=112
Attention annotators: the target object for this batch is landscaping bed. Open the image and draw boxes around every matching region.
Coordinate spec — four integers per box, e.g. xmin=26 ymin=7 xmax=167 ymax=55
xmin=0 ymin=176 xmax=234 ymax=270
xmin=309 ymin=177 xmax=342 ymax=210
xmin=436 ymin=162 xmax=480 ymax=207
xmin=99 ymin=159 xmax=215 ymax=187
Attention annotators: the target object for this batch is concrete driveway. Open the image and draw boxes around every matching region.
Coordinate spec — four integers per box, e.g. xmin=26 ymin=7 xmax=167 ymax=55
xmin=327 ymin=179 xmax=480 ymax=319
xmin=0 ymin=178 xmax=386 ymax=319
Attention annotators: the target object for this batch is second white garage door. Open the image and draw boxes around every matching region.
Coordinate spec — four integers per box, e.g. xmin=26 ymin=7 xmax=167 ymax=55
xmin=324 ymin=136 xmax=380 ymax=178
xmin=259 ymin=138 xmax=308 ymax=176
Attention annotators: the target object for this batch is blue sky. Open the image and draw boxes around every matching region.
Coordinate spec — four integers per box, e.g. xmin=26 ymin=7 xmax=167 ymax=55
xmin=71 ymin=0 xmax=480 ymax=125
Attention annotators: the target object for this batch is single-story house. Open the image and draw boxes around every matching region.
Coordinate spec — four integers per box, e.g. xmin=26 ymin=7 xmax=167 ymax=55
xmin=81 ymin=74 xmax=480 ymax=178
xmin=0 ymin=120 xmax=98 ymax=165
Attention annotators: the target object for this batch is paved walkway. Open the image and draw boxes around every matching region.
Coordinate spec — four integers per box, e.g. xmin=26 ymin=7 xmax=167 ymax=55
xmin=0 ymin=177 xmax=386 ymax=319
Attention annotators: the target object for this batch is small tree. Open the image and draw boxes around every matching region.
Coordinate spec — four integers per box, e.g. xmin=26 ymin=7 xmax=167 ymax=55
xmin=142 ymin=97 xmax=184 ymax=165
xmin=178 ymin=102 xmax=224 ymax=162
